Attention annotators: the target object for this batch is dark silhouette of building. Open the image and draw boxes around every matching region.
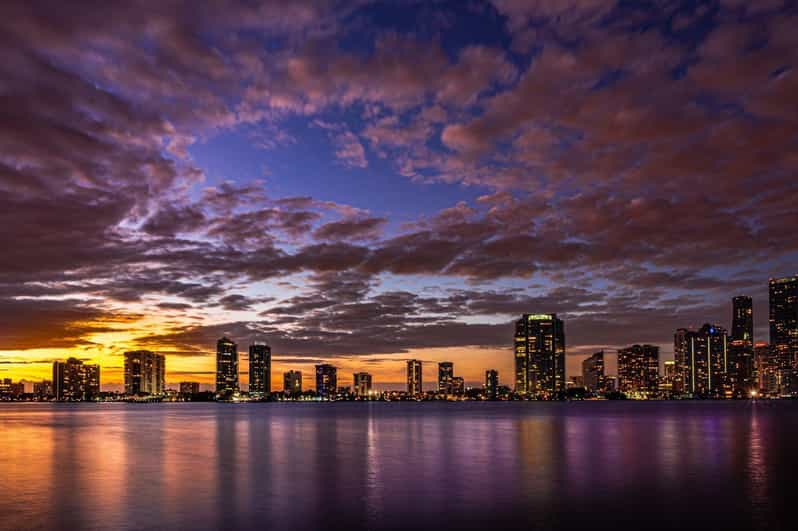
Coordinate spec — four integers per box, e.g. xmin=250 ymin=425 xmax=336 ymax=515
xmin=52 ymin=358 xmax=100 ymax=401
xmin=407 ymin=359 xmax=422 ymax=396
xmin=179 ymin=381 xmax=200 ymax=395
xmin=618 ymin=344 xmax=659 ymax=396
xmin=33 ymin=380 xmax=52 ymax=399
xmin=124 ymin=350 xmax=165 ymax=396
xmin=315 ymin=364 xmax=337 ymax=399
xmin=284 ymin=370 xmax=302 ymax=396
xmin=215 ymin=337 xmax=239 ymax=395
xmin=248 ymin=343 xmax=271 ymax=397
xmin=438 ymin=361 xmax=454 ymax=394
xmin=353 ymin=372 xmax=372 ymax=397
xmin=729 ymin=296 xmax=755 ymax=394
xmin=582 ymin=351 xmax=605 ymax=393
xmin=452 ymin=376 xmax=465 ymax=396
xmin=485 ymin=370 xmax=499 ymax=399
xmin=769 ymin=276 xmax=798 ymax=395
xmin=674 ymin=324 xmax=729 ymax=397
xmin=514 ymin=314 xmax=565 ymax=395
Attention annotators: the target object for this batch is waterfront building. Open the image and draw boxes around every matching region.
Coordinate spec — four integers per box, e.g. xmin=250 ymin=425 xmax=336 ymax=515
xmin=485 ymin=370 xmax=499 ymax=399
xmin=179 ymin=381 xmax=200 ymax=395
xmin=124 ymin=350 xmax=165 ymax=396
xmin=660 ymin=360 xmax=676 ymax=393
xmin=52 ymin=358 xmax=100 ymax=401
xmin=407 ymin=359 xmax=422 ymax=396
xmin=729 ymin=296 xmax=756 ymax=394
xmin=353 ymin=372 xmax=373 ymax=397
xmin=33 ymin=380 xmax=52 ymax=399
xmin=755 ymin=343 xmax=779 ymax=395
xmin=284 ymin=371 xmax=302 ymax=396
xmin=514 ymin=313 xmax=566 ymax=395
xmin=215 ymin=337 xmax=239 ymax=395
xmin=769 ymin=276 xmax=798 ymax=395
xmin=248 ymin=343 xmax=271 ymax=397
xmin=582 ymin=351 xmax=605 ymax=393
xmin=618 ymin=344 xmax=659 ymax=396
xmin=674 ymin=324 xmax=729 ymax=397
xmin=438 ymin=361 xmax=454 ymax=394
xmin=452 ymin=376 xmax=465 ymax=396
xmin=315 ymin=364 xmax=337 ymax=399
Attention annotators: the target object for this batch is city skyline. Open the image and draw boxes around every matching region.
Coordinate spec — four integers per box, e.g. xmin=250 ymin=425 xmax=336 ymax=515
xmin=1 ymin=1 xmax=798 ymax=397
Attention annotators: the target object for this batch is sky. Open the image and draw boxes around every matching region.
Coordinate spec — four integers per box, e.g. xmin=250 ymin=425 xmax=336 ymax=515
xmin=1 ymin=0 xmax=797 ymax=392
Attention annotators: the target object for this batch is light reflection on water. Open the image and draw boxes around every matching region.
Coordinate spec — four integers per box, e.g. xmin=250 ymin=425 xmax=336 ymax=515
xmin=1 ymin=402 xmax=796 ymax=531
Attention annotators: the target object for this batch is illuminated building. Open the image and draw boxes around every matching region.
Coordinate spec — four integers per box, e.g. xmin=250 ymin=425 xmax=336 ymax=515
xmin=755 ymin=343 xmax=778 ymax=395
xmin=179 ymin=381 xmax=200 ymax=395
xmin=674 ymin=324 xmax=729 ymax=397
xmin=315 ymin=364 xmax=337 ymax=399
xmin=438 ymin=361 xmax=454 ymax=394
xmin=0 ymin=378 xmax=24 ymax=398
xmin=407 ymin=359 xmax=422 ymax=396
xmin=123 ymin=350 xmax=165 ymax=396
xmin=33 ymin=380 xmax=52 ymax=399
xmin=617 ymin=344 xmax=659 ymax=396
xmin=514 ymin=313 xmax=565 ymax=395
xmin=284 ymin=371 xmax=302 ymax=396
xmin=248 ymin=343 xmax=271 ymax=397
xmin=769 ymin=276 xmax=798 ymax=395
xmin=660 ymin=360 xmax=676 ymax=393
xmin=729 ymin=296 xmax=755 ymax=394
xmin=215 ymin=337 xmax=239 ymax=395
xmin=485 ymin=370 xmax=499 ymax=399
xmin=582 ymin=351 xmax=605 ymax=393
xmin=568 ymin=375 xmax=584 ymax=389
xmin=52 ymin=358 xmax=100 ymax=401
xmin=452 ymin=376 xmax=465 ymax=396
xmin=353 ymin=372 xmax=373 ymax=397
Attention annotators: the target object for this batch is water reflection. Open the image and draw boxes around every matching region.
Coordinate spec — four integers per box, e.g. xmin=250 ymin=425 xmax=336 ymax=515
xmin=1 ymin=402 xmax=797 ymax=531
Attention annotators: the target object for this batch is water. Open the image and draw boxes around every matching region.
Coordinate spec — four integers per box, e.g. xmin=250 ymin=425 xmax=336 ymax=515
xmin=1 ymin=401 xmax=796 ymax=530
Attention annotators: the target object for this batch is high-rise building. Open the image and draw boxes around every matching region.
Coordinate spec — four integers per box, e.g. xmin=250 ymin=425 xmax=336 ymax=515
xmin=407 ymin=359 xmax=422 ymax=396
xmin=485 ymin=370 xmax=499 ymax=399
xmin=754 ymin=343 xmax=778 ymax=395
xmin=179 ymin=381 xmax=200 ymax=395
xmin=353 ymin=372 xmax=373 ymax=397
xmin=124 ymin=350 xmax=165 ymax=396
xmin=674 ymin=324 xmax=729 ymax=397
xmin=438 ymin=361 xmax=454 ymax=394
xmin=617 ymin=344 xmax=659 ymax=396
xmin=33 ymin=380 xmax=53 ymax=399
xmin=248 ymin=343 xmax=271 ymax=397
xmin=660 ymin=360 xmax=676 ymax=393
xmin=452 ymin=376 xmax=465 ymax=396
xmin=514 ymin=313 xmax=566 ymax=395
xmin=582 ymin=351 xmax=605 ymax=393
xmin=769 ymin=276 xmax=798 ymax=395
xmin=729 ymin=296 xmax=755 ymax=394
xmin=215 ymin=337 xmax=239 ymax=395
xmin=315 ymin=364 xmax=337 ymax=399
xmin=284 ymin=370 xmax=302 ymax=396
xmin=52 ymin=358 xmax=100 ymax=401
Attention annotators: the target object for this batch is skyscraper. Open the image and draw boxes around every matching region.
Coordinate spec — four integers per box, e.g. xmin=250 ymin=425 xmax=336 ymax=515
xmin=485 ymin=369 xmax=499 ymax=400
xmin=215 ymin=337 xmax=239 ymax=396
xmin=353 ymin=372 xmax=373 ymax=397
xmin=755 ymin=342 xmax=778 ymax=396
xmin=52 ymin=358 xmax=100 ymax=401
xmin=407 ymin=359 xmax=422 ymax=396
xmin=315 ymin=364 xmax=337 ymax=399
xmin=674 ymin=324 xmax=729 ymax=397
xmin=617 ymin=344 xmax=659 ymax=396
xmin=438 ymin=361 xmax=454 ymax=394
xmin=729 ymin=296 xmax=755 ymax=395
xmin=124 ymin=350 xmax=165 ymax=396
xmin=769 ymin=276 xmax=798 ymax=395
xmin=452 ymin=376 xmax=465 ymax=396
xmin=284 ymin=370 xmax=302 ymax=397
xmin=582 ymin=351 xmax=605 ymax=393
xmin=514 ymin=314 xmax=565 ymax=395
xmin=248 ymin=343 xmax=271 ymax=397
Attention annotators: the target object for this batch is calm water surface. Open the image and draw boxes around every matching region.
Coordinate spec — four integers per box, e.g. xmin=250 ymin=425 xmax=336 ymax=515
xmin=1 ymin=401 xmax=797 ymax=530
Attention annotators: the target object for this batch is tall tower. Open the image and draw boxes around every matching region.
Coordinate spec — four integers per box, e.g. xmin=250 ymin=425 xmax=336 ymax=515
xmin=124 ymin=350 xmax=165 ymax=396
xmin=675 ymin=324 xmax=729 ymax=397
xmin=215 ymin=337 xmax=239 ymax=396
xmin=514 ymin=314 xmax=565 ymax=395
xmin=484 ymin=370 xmax=499 ymax=400
xmin=438 ymin=361 xmax=454 ymax=394
xmin=407 ymin=359 xmax=422 ymax=396
xmin=729 ymin=296 xmax=755 ymax=394
xmin=315 ymin=364 xmax=337 ymax=399
xmin=769 ymin=276 xmax=798 ymax=395
xmin=248 ymin=343 xmax=271 ymax=397
xmin=617 ymin=344 xmax=659 ymax=396
xmin=581 ymin=351 xmax=605 ymax=393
